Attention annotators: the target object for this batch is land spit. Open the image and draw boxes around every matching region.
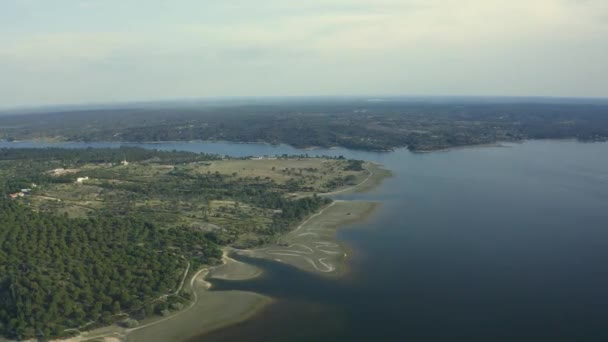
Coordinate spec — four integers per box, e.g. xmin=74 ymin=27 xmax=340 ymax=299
xmin=236 ymin=200 xmax=379 ymax=276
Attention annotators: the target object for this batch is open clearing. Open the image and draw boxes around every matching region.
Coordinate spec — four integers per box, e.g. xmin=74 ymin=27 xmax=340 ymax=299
xmin=194 ymin=158 xmax=370 ymax=194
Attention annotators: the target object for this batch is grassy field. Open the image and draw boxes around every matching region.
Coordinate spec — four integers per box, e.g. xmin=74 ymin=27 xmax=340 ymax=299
xmin=191 ymin=158 xmax=370 ymax=195
xmin=24 ymin=157 xmax=370 ymax=248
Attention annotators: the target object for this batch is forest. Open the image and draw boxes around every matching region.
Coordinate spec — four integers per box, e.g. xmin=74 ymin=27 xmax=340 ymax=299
xmin=1 ymin=97 xmax=608 ymax=151
xmin=0 ymin=200 xmax=221 ymax=339
xmin=0 ymin=147 xmax=342 ymax=340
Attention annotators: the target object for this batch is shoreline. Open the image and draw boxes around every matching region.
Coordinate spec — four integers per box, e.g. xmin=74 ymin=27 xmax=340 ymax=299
xmin=236 ymin=200 xmax=380 ymax=277
xmin=1 ymin=138 xmax=394 ymax=152
xmin=4 ymin=138 xmax=607 ymax=155
xmin=413 ymin=142 xmax=510 ymax=153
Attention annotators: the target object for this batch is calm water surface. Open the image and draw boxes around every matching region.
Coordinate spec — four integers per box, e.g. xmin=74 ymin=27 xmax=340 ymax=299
xmin=3 ymin=140 xmax=608 ymax=341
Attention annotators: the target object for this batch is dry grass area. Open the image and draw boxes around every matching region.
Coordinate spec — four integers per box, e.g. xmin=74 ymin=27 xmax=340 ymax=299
xmin=189 ymin=158 xmax=368 ymax=193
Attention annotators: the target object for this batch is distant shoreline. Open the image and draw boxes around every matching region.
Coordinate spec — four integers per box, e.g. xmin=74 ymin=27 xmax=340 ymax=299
xmin=2 ymin=138 xmax=396 ymax=153
xmin=3 ymin=137 xmax=607 ymax=155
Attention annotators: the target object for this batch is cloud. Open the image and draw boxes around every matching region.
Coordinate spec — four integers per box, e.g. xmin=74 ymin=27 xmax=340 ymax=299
xmin=0 ymin=33 xmax=134 ymax=63
xmin=0 ymin=0 xmax=607 ymax=107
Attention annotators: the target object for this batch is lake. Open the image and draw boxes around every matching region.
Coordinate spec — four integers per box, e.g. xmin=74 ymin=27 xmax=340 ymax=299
xmin=3 ymin=139 xmax=608 ymax=341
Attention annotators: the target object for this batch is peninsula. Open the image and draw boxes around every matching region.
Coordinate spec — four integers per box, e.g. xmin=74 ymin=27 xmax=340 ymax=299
xmin=0 ymin=146 xmax=390 ymax=341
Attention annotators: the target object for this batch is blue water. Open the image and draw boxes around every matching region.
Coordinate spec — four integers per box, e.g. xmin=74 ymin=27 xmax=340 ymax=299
xmin=3 ymin=139 xmax=608 ymax=341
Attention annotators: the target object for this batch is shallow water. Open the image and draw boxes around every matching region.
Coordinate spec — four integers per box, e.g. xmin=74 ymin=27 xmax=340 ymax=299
xmin=4 ymin=139 xmax=608 ymax=341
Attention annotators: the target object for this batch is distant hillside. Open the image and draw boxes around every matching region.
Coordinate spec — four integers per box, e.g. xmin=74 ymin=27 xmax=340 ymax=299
xmin=1 ymin=98 xmax=607 ymax=151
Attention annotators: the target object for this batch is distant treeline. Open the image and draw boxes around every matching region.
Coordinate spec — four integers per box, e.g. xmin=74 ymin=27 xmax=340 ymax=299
xmin=1 ymin=99 xmax=608 ymax=151
xmin=0 ymin=146 xmax=221 ymax=164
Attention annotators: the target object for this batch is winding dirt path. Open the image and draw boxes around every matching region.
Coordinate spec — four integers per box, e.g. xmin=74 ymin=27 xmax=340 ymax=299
xmin=126 ymin=267 xmax=209 ymax=334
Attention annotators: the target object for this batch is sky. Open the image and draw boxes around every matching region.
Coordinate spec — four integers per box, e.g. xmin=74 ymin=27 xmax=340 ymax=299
xmin=0 ymin=0 xmax=607 ymax=108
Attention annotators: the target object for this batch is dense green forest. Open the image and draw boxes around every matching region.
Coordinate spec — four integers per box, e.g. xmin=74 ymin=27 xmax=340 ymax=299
xmin=0 ymin=147 xmax=334 ymax=340
xmin=0 ymin=200 xmax=221 ymax=340
xmin=1 ymin=98 xmax=607 ymax=151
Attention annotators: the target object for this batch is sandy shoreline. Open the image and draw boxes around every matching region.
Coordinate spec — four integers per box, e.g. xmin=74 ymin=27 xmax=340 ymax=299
xmin=236 ymin=200 xmax=379 ymax=277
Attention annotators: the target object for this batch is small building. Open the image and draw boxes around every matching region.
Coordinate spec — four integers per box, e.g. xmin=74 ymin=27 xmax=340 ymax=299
xmin=9 ymin=192 xmax=25 ymax=199
xmin=76 ymin=177 xmax=89 ymax=184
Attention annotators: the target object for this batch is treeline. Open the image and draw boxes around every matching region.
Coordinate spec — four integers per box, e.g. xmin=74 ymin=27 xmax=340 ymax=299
xmin=0 ymin=147 xmax=221 ymax=164
xmin=271 ymin=195 xmax=332 ymax=233
xmin=0 ymin=200 xmax=221 ymax=340
xmin=344 ymin=160 xmax=364 ymax=171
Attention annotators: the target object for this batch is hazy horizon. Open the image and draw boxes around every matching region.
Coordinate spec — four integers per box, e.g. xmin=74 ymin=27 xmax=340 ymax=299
xmin=3 ymin=94 xmax=608 ymax=114
xmin=1 ymin=0 xmax=607 ymax=107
